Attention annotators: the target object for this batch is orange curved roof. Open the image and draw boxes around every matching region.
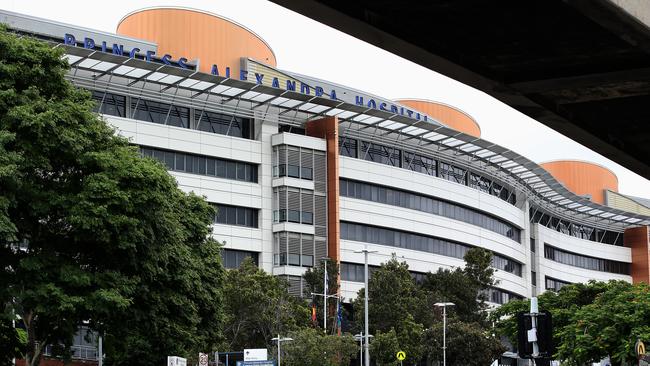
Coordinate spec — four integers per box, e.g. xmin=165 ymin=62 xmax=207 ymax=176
xmin=116 ymin=7 xmax=276 ymax=75
xmin=396 ymin=99 xmax=480 ymax=138
xmin=540 ymin=160 xmax=618 ymax=205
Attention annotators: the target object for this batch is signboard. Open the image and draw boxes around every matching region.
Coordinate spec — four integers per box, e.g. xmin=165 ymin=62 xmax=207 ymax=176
xmin=236 ymin=361 xmax=275 ymax=366
xmin=198 ymin=353 xmax=208 ymax=366
xmin=396 ymin=351 xmax=406 ymax=361
xmin=244 ymin=349 xmax=268 ymax=361
xmin=167 ymin=356 xmax=187 ymax=366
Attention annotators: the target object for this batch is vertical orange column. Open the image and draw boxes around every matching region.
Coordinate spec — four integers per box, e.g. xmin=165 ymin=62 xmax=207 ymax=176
xmin=305 ymin=117 xmax=340 ymax=264
xmin=624 ymin=226 xmax=650 ymax=284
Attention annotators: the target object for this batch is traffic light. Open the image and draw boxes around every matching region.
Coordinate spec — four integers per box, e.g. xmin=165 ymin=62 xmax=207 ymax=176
xmin=517 ymin=310 xmax=553 ymax=359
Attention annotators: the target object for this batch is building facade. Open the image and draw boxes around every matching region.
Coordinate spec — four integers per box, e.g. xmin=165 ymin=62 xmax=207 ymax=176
xmin=3 ymin=6 xmax=650 ymax=361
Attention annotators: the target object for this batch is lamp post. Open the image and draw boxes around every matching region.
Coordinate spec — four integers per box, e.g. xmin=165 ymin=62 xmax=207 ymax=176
xmin=353 ymin=333 xmax=373 ymax=366
xmin=434 ymin=302 xmax=455 ymax=366
xmin=354 ymin=247 xmax=377 ymax=366
xmin=271 ymin=334 xmax=293 ymax=366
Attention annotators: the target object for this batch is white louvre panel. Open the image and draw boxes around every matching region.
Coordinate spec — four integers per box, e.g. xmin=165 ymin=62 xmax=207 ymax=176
xmin=314 ymin=194 xmax=327 ymax=227
xmin=273 ymin=233 xmax=280 ymax=255
xmin=288 ymin=188 xmax=301 ymax=210
xmin=278 ymin=187 xmax=287 ymax=210
xmin=278 ymin=145 xmax=287 ymax=166
xmin=288 ymin=146 xmax=300 ymax=166
xmin=302 ymin=234 xmax=314 ymax=256
xmin=288 ymin=232 xmax=301 ymax=255
xmin=279 ymin=232 xmax=288 ymax=255
xmin=315 ymin=226 xmax=327 ymax=238
xmin=314 ymin=151 xmax=327 ymax=193
xmin=302 ymin=192 xmax=314 ymax=213
xmin=301 ymin=148 xmax=313 ymax=168
xmin=315 ymin=238 xmax=327 ymax=260
xmin=287 ymin=276 xmax=302 ymax=297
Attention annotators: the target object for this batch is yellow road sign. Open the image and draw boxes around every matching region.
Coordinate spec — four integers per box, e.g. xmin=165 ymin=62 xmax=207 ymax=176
xmin=636 ymin=339 xmax=646 ymax=358
xmin=396 ymin=351 xmax=406 ymax=361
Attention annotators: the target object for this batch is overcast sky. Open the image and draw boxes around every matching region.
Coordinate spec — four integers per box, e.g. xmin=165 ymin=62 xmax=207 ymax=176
xmin=2 ymin=0 xmax=649 ymax=197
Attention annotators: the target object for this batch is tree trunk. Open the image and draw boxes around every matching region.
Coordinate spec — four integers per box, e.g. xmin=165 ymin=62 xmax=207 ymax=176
xmin=23 ymin=310 xmax=43 ymax=366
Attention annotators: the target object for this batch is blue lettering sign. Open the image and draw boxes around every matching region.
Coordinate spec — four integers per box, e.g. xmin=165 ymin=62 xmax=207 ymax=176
xmin=178 ymin=57 xmax=188 ymax=69
xmin=255 ymin=73 xmax=264 ymax=84
xmin=63 ymin=33 xmax=76 ymax=45
xmin=146 ymin=50 xmax=156 ymax=62
xmin=272 ymin=77 xmax=280 ymax=88
xmin=83 ymin=37 xmax=94 ymax=49
xmin=355 ymin=96 xmax=363 ymax=106
xmin=161 ymin=54 xmax=172 ymax=65
xmin=286 ymin=80 xmax=296 ymax=92
xmin=330 ymin=90 xmax=337 ymax=100
xmin=211 ymin=64 xmax=219 ymax=76
xmin=225 ymin=67 xmax=231 ymax=78
xmin=300 ymin=83 xmax=310 ymax=95
xmin=240 ymin=69 xmax=248 ymax=81
xmin=315 ymin=86 xmax=324 ymax=97
xmin=379 ymin=102 xmax=387 ymax=111
xmin=129 ymin=47 xmax=140 ymax=58
xmin=367 ymin=99 xmax=376 ymax=109
xmin=112 ymin=44 xmax=123 ymax=56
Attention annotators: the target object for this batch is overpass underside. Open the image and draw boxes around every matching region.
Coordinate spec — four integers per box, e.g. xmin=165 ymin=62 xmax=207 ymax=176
xmin=272 ymin=0 xmax=650 ymax=179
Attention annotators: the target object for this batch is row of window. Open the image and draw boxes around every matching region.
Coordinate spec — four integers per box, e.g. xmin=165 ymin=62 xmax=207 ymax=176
xmin=340 ymin=179 xmax=521 ymax=242
xmin=339 ymin=137 xmax=517 ymax=205
xmin=481 ymin=287 xmax=524 ymax=305
xmin=273 ymin=209 xmax=314 ymax=225
xmin=340 ymin=262 xmax=521 ymax=304
xmin=273 ymin=145 xmax=317 ymax=181
xmin=545 ymin=276 xmax=571 ymax=292
xmin=91 ymin=90 xmax=254 ymax=139
xmin=221 ymin=249 xmax=259 ymax=269
xmin=340 ymin=222 xmax=522 ymax=276
xmin=213 ymin=204 xmax=259 ymax=228
xmin=530 ymin=207 xmax=624 ymax=246
xmin=543 ymin=244 xmax=630 ymax=274
xmin=140 ymin=146 xmax=258 ymax=183
xmin=273 ymin=231 xmax=325 ymax=268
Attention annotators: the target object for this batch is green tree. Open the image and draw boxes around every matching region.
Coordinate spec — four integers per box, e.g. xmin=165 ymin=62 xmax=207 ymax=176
xmin=491 ymin=281 xmax=650 ymax=366
xmin=280 ymin=327 xmax=357 ymax=366
xmin=0 ymin=27 xmax=224 ymax=366
xmin=422 ymin=247 xmax=496 ymax=325
xmin=370 ymin=329 xmax=400 ymax=366
xmin=222 ymin=258 xmax=308 ymax=351
xmin=423 ymin=319 xmax=505 ymax=366
xmin=352 ymin=257 xmax=431 ymax=333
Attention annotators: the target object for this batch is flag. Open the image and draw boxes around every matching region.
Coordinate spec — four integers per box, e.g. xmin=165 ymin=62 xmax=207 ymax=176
xmin=336 ymin=298 xmax=342 ymax=336
xmin=311 ymin=300 xmax=317 ymax=325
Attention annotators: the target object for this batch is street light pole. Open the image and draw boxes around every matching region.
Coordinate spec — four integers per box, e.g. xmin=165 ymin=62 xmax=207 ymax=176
xmin=354 ymin=333 xmax=373 ymax=366
xmin=271 ymin=334 xmax=293 ymax=366
xmin=354 ymin=247 xmax=377 ymax=366
xmin=434 ymin=302 xmax=455 ymax=366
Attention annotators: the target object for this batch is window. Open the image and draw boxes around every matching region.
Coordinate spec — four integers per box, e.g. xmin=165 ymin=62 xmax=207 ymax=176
xmin=275 ymin=209 xmax=313 ymax=225
xmin=530 ymin=207 xmax=623 ymax=246
xmin=340 ymin=179 xmax=521 ymax=242
xmin=222 ymin=249 xmax=259 ymax=269
xmin=544 ymin=244 xmax=630 ymax=274
xmin=131 ymin=98 xmax=189 ymax=128
xmin=274 ymin=146 xmax=315 ymax=181
xmin=341 ymin=221 xmax=522 ymax=276
xmin=361 ymin=141 xmax=401 ymax=167
xmin=91 ymin=90 xmax=126 ymax=117
xmin=481 ymin=288 xmax=523 ymax=304
xmin=338 ymin=135 xmax=517 ymax=206
xmin=404 ymin=151 xmax=436 ymax=176
xmin=545 ymin=276 xmax=571 ymax=292
xmin=274 ymin=232 xmax=317 ymax=268
xmin=214 ymin=204 xmax=259 ymax=228
xmin=439 ymin=161 xmax=467 ymax=184
xmin=339 ymin=137 xmax=358 ymax=158
xmin=140 ymin=146 xmax=258 ymax=183
xmin=195 ymin=109 xmax=252 ymax=139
